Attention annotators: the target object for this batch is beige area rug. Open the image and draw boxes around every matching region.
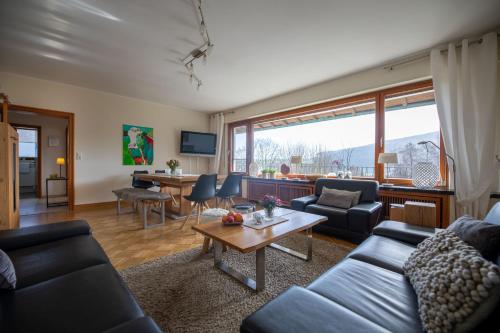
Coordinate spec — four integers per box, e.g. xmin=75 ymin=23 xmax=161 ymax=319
xmin=120 ymin=235 xmax=351 ymax=333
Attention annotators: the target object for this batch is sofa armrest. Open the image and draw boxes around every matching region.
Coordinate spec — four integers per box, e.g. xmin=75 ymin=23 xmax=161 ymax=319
xmin=103 ymin=317 xmax=162 ymax=333
xmin=291 ymin=195 xmax=318 ymax=211
xmin=347 ymin=202 xmax=383 ymax=233
xmin=373 ymin=220 xmax=441 ymax=245
xmin=0 ymin=220 xmax=91 ymax=251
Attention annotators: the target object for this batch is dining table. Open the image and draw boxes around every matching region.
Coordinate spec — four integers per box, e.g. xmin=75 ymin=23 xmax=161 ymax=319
xmin=131 ymin=173 xmax=225 ymax=219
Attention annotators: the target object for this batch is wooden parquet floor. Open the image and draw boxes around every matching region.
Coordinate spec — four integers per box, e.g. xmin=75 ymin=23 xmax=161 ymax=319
xmin=20 ymin=204 xmax=356 ymax=271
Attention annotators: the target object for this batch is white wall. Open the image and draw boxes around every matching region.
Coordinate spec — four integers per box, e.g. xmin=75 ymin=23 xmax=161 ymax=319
xmin=225 ymin=58 xmax=431 ymax=123
xmin=9 ymin=112 xmax=68 ymax=196
xmin=0 ymin=72 xmax=211 ymax=205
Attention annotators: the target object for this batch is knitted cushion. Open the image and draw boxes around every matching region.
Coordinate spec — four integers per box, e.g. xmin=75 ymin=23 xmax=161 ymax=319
xmin=403 ymin=230 xmax=500 ymax=332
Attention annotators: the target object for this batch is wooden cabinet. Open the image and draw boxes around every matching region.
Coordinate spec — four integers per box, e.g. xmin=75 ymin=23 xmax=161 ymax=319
xmin=0 ymin=123 xmax=20 ymax=230
xmin=404 ymin=201 xmax=437 ymax=228
xmin=246 ymin=177 xmax=314 ymax=206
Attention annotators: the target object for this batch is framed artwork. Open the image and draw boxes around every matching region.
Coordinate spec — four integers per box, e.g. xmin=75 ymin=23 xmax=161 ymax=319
xmin=122 ymin=124 xmax=154 ymax=165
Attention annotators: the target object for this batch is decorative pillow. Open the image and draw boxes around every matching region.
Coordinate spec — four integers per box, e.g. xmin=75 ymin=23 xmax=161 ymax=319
xmin=0 ymin=249 xmax=16 ymax=290
xmin=403 ymin=230 xmax=500 ymax=333
xmin=351 ymin=191 xmax=362 ymax=206
xmin=316 ymin=188 xmax=360 ymax=209
xmin=447 ymin=215 xmax=500 ymax=262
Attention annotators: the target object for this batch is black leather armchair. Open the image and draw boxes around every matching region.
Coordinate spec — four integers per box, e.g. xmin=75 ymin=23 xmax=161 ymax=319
xmin=291 ymin=178 xmax=382 ymax=243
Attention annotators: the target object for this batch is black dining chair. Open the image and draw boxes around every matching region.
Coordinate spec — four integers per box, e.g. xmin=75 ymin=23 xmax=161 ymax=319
xmin=215 ymin=173 xmax=243 ymax=209
xmin=132 ymin=170 xmax=154 ymax=189
xmin=181 ymin=174 xmax=217 ymax=229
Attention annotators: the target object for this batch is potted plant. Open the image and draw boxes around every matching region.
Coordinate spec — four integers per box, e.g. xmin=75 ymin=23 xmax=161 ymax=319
xmin=166 ymin=159 xmax=180 ymax=175
xmin=261 ymin=168 xmax=269 ymax=179
xmin=268 ymin=168 xmax=277 ymax=179
xmin=261 ymin=195 xmax=282 ymax=220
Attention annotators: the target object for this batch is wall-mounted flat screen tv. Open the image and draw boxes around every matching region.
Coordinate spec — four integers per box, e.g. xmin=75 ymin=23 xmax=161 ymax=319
xmin=180 ymin=130 xmax=216 ymax=156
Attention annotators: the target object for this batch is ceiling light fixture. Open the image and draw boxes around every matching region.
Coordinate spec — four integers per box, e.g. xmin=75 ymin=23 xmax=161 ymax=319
xmin=181 ymin=0 xmax=214 ymax=90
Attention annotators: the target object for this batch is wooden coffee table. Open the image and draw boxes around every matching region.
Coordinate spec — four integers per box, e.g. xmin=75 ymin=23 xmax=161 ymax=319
xmin=192 ymin=208 xmax=327 ymax=292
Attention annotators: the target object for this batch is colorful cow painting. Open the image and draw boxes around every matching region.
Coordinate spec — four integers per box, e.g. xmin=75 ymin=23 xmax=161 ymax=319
xmin=122 ymin=124 xmax=154 ymax=165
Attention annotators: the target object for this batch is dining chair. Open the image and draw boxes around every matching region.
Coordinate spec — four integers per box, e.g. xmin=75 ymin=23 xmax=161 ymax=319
xmin=215 ymin=173 xmax=243 ymax=209
xmin=132 ymin=170 xmax=154 ymax=189
xmin=180 ymin=174 xmax=217 ymax=229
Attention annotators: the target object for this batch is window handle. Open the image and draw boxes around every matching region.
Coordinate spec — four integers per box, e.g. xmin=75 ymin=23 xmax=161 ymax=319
xmin=380 ymin=137 xmax=384 ymax=148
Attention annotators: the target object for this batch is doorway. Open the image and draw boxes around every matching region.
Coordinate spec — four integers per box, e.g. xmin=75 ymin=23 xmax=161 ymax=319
xmin=7 ymin=105 xmax=75 ymax=213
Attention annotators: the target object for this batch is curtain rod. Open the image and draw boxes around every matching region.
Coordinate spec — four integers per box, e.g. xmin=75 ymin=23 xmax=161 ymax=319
xmin=383 ymin=32 xmax=499 ymax=71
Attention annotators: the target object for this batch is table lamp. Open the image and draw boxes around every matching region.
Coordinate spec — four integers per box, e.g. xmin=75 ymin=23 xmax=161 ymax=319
xmin=56 ymin=157 xmax=65 ymax=178
xmin=378 ymin=153 xmax=398 ymax=186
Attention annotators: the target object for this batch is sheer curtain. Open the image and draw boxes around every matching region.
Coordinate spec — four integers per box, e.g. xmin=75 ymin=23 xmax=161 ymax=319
xmin=431 ymin=32 xmax=499 ymax=218
xmin=209 ymin=112 xmax=225 ymax=174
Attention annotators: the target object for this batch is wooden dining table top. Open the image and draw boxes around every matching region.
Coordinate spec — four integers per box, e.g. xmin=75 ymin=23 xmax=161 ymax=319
xmin=131 ymin=173 xmax=225 ymax=184
xmin=192 ymin=208 xmax=327 ymax=253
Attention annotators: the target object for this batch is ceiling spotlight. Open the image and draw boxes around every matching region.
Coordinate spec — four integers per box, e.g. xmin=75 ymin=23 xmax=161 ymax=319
xmin=180 ymin=0 xmax=213 ymax=90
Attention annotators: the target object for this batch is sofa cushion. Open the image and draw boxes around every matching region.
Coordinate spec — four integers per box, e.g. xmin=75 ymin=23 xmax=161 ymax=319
xmin=0 ymin=264 xmax=144 ymax=333
xmin=241 ymin=286 xmax=389 ymax=333
xmin=403 ymin=230 xmax=500 ymax=333
xmin=308 ymin=258 xmax=422 ymax=333
xmin=0 ymin=249 xmax=16 ymax=289
xmin=7 ymin=235 xmax=109 ymax=289
xmin=347 ymin=235 xmax=416 ymax=274
xmin=314 ymin=178 xmax=378 ymax=202
xmin=316 ymin=187 xmax=360 ymax=209
xmin=373 ymin=220 xmax=440 ymax=245
xmin=305 ymin=204 xmax=348 ymax=229
xmin=447 ymin=215 xmax=500 ymax=262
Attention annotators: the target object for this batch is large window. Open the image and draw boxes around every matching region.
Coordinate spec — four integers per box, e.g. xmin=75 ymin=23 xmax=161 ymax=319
xmin=383 ymin=88 xmax=440 ymax=181
xmin=252 ymin=98 xmax=376 ymax=177
xmin=228 ymin=80 xmax=446 ymax=186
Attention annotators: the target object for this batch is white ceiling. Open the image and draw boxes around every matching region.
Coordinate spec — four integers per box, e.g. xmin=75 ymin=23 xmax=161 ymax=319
xmin=1 ymin=0 xmax=500 ymax=112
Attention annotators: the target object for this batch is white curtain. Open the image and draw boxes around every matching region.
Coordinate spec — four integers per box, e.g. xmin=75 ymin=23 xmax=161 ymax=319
xmin=209 ymin=112 xmax=225 ymax=174
xmin=431 ymin=32 xmax=499 ymax=218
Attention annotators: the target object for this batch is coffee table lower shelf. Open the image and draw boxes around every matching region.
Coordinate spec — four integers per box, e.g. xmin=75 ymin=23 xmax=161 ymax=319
xmin=213 ymin=227 xmax=313 ymax=292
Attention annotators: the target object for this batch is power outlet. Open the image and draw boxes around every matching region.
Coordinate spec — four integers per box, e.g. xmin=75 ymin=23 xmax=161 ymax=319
xmin=76 ymin=152 xmax=82 ymax=160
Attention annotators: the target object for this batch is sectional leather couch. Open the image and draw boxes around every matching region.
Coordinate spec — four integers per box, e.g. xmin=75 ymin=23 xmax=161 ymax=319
xmin=241 ymin=203 xmax=500 ymax=333
xmin=0 ymin=220 xmax=162 ymax=333
xmin=291 ymin=178 xmax=382 ymax=243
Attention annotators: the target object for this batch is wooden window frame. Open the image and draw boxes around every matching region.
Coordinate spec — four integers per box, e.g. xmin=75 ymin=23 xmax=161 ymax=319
xmin=227 ymin=79 xmax=448 ymax=187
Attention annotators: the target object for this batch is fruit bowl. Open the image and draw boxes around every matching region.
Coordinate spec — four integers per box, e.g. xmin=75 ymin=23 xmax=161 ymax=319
xmin=222 ymin=211 xmax=244 ymax=226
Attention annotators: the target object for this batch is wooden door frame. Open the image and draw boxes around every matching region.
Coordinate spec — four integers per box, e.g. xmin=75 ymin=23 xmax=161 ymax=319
xmin=10 ymin=123 xmax=42 ymax=198
xmin=8 ymin=105 xmax=75 ymax=210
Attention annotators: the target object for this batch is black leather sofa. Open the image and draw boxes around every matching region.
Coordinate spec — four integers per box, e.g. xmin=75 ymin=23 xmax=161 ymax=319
xmin=291 ymin=178 xmax=382 ymax=243
xmin=0 ymin=220 xmax=162 ymax=333
xmin=241 ymin=203 xmax=500 ymax=333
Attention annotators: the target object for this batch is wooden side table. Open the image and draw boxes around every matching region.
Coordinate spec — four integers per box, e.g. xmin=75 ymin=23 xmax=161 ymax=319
xmin=46 ymin=177 xmax=68 ymax=208
xmin=389 ymin=204 xmax=405 ymax=222
xmin=404 ymin=201 xmax=436 ymax=227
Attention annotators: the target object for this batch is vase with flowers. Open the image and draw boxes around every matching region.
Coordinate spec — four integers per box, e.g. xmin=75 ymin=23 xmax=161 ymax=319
xmin=261 ymin=195 xmax=282 ymax=220
xmin=166 ymin=159 xmax=180 ymax=175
